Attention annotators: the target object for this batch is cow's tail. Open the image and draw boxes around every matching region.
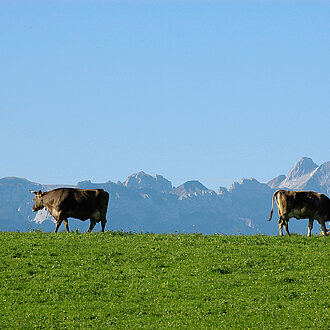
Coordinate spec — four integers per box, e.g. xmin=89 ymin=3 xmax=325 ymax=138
xmin=268 ymin=190 xmax=280 ymax=221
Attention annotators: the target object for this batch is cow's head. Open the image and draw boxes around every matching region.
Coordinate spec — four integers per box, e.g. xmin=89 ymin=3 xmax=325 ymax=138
xmin=30 ymin=190 xmax=45 ymax=212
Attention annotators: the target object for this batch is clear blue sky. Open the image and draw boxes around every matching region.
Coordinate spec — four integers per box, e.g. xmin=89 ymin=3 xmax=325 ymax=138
xmin=1 ymin=0 xmax=329 ymax=190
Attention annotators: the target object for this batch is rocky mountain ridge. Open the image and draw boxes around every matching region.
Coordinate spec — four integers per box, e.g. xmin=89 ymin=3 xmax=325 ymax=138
xmin=267 ymin=157 xmax=329 ymax=195
xmin=0 ymin=157 xmax=328 ymax=234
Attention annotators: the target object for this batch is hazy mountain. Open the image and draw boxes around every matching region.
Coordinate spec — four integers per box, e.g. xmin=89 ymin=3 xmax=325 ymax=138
xmin=172 ymin=181 xmax=217 ymax=200
xmin=123 ymin=172 xmax=172 ymax=193
xmin=286 ymin=157 xmax=318 ymax=181
xmin=268 ymin=157 xmax=330 ymax=195
xmin=0 ymin=157 xmax=328 ymax=235
xmin=267 ymin=175 xmax=286 ymax=189
xmin=0 ymin=177 xmax=42 ymax=231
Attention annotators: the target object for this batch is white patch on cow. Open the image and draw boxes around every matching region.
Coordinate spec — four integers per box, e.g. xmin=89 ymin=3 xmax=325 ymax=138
xmin=48 ymin=208 xmax=61 ymax=220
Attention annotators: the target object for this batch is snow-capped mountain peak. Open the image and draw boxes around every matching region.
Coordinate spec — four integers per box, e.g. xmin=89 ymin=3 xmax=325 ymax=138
xmin=286 ymin=157 xmax=318 ymax=181
xmin=267 ymin=157 xmax=329 ymax=195
xmin=122 ymin=171 xmax=172 ymax=192
xmin=172 ymin=180 xmax=216 ymax=200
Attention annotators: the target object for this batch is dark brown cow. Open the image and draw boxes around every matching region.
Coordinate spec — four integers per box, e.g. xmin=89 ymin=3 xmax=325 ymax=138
xmin=268 ymin=189 xmax=329 ymax=236
xmin=31 ymin=188 xmax=109 ymax=233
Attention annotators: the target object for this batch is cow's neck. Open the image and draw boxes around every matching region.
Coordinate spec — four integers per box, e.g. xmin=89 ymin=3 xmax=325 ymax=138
xmin=43 ymin=194 xmax=60 ymax=220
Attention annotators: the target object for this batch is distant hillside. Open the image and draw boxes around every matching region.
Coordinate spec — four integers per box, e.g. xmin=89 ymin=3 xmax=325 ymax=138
xmin=0 ymin=157 xmax=328 ymax=234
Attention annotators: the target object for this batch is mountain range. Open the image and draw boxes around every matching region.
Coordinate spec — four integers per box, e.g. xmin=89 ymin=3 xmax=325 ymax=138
xmin=0 ymin=157 xmax=329 ymax=235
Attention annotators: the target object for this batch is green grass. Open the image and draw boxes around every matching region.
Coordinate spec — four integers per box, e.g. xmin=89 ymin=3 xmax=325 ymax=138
xmin=0 ymin=232 xmax=329 ymax=329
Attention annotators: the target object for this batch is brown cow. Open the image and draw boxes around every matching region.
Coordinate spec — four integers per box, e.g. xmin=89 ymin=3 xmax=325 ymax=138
xmin=268 ymin=189 xmax=329 ymax=236
xmin=31 ymin=188 xmax=109 ymax=233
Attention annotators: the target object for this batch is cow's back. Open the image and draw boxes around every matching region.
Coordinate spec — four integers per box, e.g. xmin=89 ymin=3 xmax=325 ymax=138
xmin=276 ymin=190 xmax=329 ymax=221
xmin=44 ymin=188 xmax=109 ymax=221
xmin=69 ymin=189 xmax=109 ymax=219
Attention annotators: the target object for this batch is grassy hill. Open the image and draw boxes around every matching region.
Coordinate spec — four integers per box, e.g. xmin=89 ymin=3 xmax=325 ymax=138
xmin=0 ymin=231 xmax=329 ymax=328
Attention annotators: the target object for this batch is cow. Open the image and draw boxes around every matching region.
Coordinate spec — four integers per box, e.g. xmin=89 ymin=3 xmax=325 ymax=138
xmin=31 ymin=188 xmax=109 ymax=233
xmin=268 ymin=189 xmax=329 ymax=237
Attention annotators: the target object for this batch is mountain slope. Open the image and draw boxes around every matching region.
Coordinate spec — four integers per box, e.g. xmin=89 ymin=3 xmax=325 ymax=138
xmin=0 ymin=157 xmax=328 ymax=234
xmin=0 ymin=177 xmax=42 ymax=231
xmin=268 ymin=157 xmax=330 ymax=195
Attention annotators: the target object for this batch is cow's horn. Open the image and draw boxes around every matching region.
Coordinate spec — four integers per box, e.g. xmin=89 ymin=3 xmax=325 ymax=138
xmin=30 ymin=190 xmax=37 ymax=194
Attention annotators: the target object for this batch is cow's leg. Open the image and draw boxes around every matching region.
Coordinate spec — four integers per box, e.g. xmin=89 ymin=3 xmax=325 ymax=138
xmin=283 ymin=220 xmax=291 ymax=236
xmin=277 ymin=218 xmax=283 ymax=236
xmin=319 ymin=221 xmax=328 ymax=237
xmin=63 ymin=219 xmax=70 ymax=233
xmin=280 ymin=217 xmax=291 ymax=236
xmin=278 ymin=219 xmax=284 ymax=236
xmin=307 ymin=218 xmax=314 ymax=237
xmin=88 ymin=219 xmax=96 ymax=232
xmin=54 ymin=219 xmax=63 ymax=233
xmin=101 ymin=218 xmax=107 ymax=232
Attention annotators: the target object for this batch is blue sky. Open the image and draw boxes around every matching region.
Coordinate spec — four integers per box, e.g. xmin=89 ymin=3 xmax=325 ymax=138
xmin=1 ymin=1 xmax=329 ymax=190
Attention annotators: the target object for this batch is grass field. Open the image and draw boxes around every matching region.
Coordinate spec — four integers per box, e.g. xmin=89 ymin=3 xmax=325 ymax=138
xmin=0 ymin=231 xmax=329 ymax=329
